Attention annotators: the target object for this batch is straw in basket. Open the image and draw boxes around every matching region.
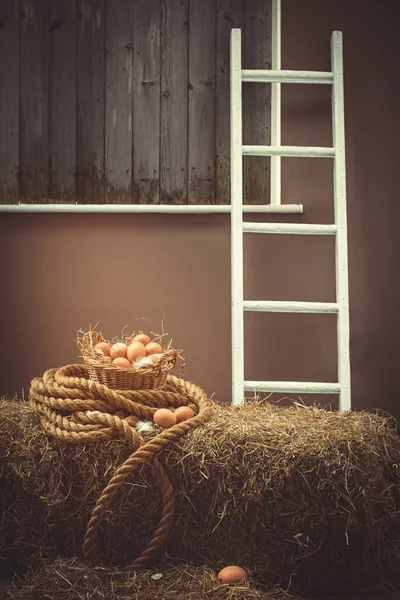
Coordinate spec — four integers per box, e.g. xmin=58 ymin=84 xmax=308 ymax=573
xmin=77 ymin=329 xmax=178 ymax=391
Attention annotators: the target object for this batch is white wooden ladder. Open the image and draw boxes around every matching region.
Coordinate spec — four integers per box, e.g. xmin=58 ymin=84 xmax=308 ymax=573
xmin=230 ymin=27 xmax=351 ymax=411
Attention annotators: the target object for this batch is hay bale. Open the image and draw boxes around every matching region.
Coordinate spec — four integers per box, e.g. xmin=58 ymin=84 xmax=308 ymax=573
xmin=1 ymin=397 xmax=400 ymax=596
xmin=3 ymin=558 xmax=292 ymax=600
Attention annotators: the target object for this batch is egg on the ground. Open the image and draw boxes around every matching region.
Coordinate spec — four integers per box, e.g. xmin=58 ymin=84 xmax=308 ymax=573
xmin=217 ymin=566 xmax=247 ymax=584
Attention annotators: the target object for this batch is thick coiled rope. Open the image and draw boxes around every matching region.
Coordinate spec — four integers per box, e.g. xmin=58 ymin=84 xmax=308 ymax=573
xmin=29 ymin=364 xmax=211 ymax=568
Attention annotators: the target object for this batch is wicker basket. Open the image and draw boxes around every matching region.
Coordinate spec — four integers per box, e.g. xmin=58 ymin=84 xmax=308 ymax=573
xmin=78 ymin=329 xmax=178 ymax=391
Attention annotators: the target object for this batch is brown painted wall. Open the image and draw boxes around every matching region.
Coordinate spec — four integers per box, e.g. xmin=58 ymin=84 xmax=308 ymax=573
xmin=1 ymin=0 xmax=399 ymax=416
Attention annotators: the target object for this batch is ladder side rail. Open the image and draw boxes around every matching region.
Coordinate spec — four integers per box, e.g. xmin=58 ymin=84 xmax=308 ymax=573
xmin=230 ymin=29 xmax=245 ymax=406
xmin=331 ymin=32 xmax=352 ymax=412
xmin=270 ymin=0 xmax=281 ymax=206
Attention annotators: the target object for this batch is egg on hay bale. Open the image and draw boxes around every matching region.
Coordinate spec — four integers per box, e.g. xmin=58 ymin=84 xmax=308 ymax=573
xmin=0 ymin=396 xmax=400 ymax=597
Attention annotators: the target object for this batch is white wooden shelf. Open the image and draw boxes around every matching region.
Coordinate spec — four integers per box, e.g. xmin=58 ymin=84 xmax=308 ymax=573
xmin=0 ymin=203 xmax=304 ymax=214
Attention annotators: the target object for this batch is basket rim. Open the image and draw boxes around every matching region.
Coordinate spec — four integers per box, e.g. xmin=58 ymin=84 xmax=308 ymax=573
xmin=84 ymin=348 xmax=178 ymax=376
xmin=77 ymin=329 xmax=180 ymax=361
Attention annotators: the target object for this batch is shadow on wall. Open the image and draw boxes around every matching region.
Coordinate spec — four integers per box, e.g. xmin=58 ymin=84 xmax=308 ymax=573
xmin=0 ymin=211 xmax=339 ymax=408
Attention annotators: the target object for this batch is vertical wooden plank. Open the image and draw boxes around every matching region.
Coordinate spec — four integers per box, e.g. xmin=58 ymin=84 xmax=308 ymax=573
xmin=188 ymin=0 xmax=216 ymax=204
xmin=133 ymin=0 xmax=161 ymax=204
xmin=0 ymin=0 xmax=19 ymax=204
xmin=49 ymin=0 xmax=77 ymax=202
xmin=216 ymin=0 xmax=244 ymax=205
xmin=243 ymin=0 xmax=272 ymax=204
xmin=105 ymin=0 xmax=133 ymax=204
xmin=20 ymin=0 xmax=50 ymax=202
xmin=160 ymin=0 xmax=188 ymax=204
xmin=77 ymin=0 xmax=105 ymax=203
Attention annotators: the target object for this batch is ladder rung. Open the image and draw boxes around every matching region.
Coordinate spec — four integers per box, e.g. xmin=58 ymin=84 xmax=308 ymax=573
xmin=244 ymin=381 xmax=340 ymax=394
xmin=242 ymin=204 xmax=303 ymax=214
xmin=244 ymin=300 xmax=339 ymax=314
xmin=243 ymin=222 xmax=337 ymax=235
xmin=242 ymin=145 xmax=335 ymax=158
xmin=241 ymin=69 xmax=333 ymax=84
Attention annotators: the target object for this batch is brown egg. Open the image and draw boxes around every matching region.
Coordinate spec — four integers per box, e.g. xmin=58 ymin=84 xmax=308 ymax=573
xmin=217 ymin=566 xmax=247 ymax=584
xmin=133 ymin=333 xmax=151 ymax=346
xmin=127 ymin=341 xmax=146 ymax=362
xmin=153 ymin=409 xmax=177 ymax=428
xmin=146 ymin=342 xmax=163 ymax=356
xmin=174 ymin=406 xmax=195 ymax=423
xmin=110 ymin=343 xmax=128 ymax=359
xmin=112 ymin=357 xmax=132 ymax=368
xmin=149 ymin=354 xmax=161 ymax=364
xmin=94 ymin=342 xmax=111 ymax=356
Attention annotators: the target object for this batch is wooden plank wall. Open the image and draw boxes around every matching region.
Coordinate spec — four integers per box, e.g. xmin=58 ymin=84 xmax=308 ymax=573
xmin=105 ymin=0 xmax=133 ymax=204
xmin=50 ymin=0 xmax=77 ymax=202
xmin=77 ymin=0 xmax=106 ymax=203
xmin=0 ymin=0 xmax=271 ymax=205
xmin=0 ymin=0 xmax=19 ymax=203
xmin=20 ymin=0 xmax=49 ymax=201
xmin=160 ymin=0 xmax=188 ymax=204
